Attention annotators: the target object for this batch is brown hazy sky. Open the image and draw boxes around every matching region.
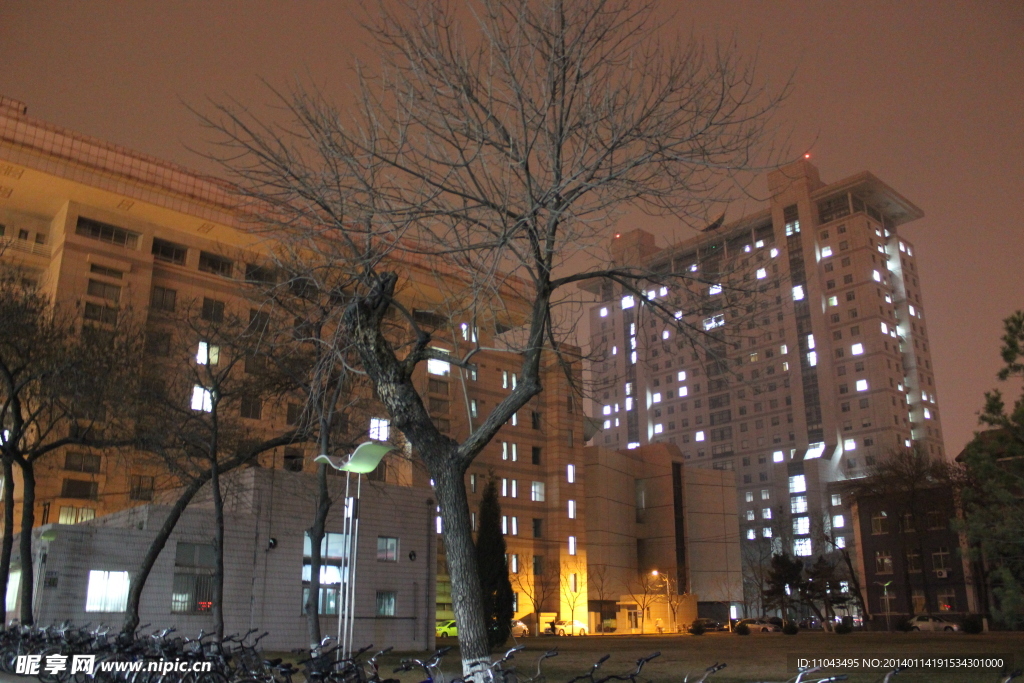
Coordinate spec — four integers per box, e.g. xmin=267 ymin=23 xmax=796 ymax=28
xmin=1 ymin=1 xmax=1022 ymax=456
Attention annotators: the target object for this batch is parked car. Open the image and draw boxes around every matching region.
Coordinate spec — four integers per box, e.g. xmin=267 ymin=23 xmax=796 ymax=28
xmin=436 ymin=619 xmax=458 ymax=637
xmin=798 ymin=617 xmax=823 ymax=630
xmin=510 ymin=620 xmax=529 ymax=637
xmin=736 ymin=618 xmax=781 ymax=633
xmin=691 ymin=618 xmax=725 ymax=631
xmin=552 ymin=619 xmax=588 ymax=636
xmin=906 ymin=615 xmax=960 ymax=632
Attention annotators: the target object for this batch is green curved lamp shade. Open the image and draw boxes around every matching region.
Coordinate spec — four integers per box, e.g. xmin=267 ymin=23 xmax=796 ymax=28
xmin=314 ymin=441 xmax=393 ymax=474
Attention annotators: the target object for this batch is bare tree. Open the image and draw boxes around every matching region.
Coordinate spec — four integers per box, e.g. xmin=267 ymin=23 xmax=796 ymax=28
xmin=559 ymin=557 xmax=588 ymax=631
xmin=623 ymin=571 xmax=660 ymax=634
xmin=124 ymin=300 xmax=304 ymax=636
xmin=587 ymin=563 xmax=616 ymax=633
xmin=0 ymin=265 xmax=141 ymax=623
xmin=200 ymin=0 xmax=784 ymax=670
xmin=511 ymin=557 xmax=558 ymax=637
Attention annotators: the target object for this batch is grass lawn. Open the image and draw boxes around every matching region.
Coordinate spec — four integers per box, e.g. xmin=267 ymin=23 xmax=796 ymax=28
xmin=374 ymin=631 xmax=1024 ymax=683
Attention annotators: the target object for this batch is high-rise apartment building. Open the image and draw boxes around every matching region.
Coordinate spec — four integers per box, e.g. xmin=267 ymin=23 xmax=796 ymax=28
xmin=0 ymin=95 xmax=587 ymax=629
xmin=585 ymin=160 xmax=945 ymax=576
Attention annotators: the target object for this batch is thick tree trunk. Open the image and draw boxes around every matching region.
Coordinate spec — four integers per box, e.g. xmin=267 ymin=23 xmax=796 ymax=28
xmin=122 ymin=473 xmax=212 ymax=634
xmin=432 ymin=462 xmax=489 ymax=677
xmin=304 ymin=463 xmax=331 ymax=648
xmin=211 ymin=456 xmax=225 ymax=640
xmin=0 ymin=459 xmax=14 ymax=624
xmin=17 ymin=463 xmax=34 ymax=624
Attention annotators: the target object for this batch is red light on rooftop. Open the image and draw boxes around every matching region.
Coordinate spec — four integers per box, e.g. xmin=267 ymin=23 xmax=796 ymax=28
xmin=614 ymin=233 xmax=621 ymax=238
xmin=804 ymin=153 xmax=811 ymax=159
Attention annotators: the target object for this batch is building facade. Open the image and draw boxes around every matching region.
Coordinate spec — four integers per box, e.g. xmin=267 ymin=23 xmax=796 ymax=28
xmin=584 ymin=442 xmax=742 ymax=630
xmin=0 ymin=94 xmax=589 ymax=632
xmin=585 ymin=160 xmax=946 ymax=603
xmin=845 ymin=482 xmax=981 ymax=627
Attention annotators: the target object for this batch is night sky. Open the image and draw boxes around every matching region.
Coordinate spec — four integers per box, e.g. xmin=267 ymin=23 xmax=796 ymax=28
xmin=1 ymin=1 xmax=1021 ymax=456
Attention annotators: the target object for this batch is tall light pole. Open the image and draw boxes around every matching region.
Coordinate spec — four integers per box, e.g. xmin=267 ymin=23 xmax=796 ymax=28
xmin=651 ymin=570 xmax=673 ymax=633
xmin=874 ymin=580 xmax=893 ymax=632
xmin=315 ymin=441 xmax=394 ymax=657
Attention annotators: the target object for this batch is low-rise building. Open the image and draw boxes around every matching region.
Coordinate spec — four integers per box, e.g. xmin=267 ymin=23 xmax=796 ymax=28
xmin=10 ymin=467 xmax=435 ymax=651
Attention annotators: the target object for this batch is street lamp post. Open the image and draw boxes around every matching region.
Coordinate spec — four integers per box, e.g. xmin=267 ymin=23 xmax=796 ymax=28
xmin=651 ymin=570 xmax=674 ymax=633
xmin=874 ymin=580 xmax=893 ymax=632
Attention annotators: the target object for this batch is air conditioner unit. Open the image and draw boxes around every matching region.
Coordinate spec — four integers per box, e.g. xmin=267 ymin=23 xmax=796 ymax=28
xmin=935 ymin=569 xmax=949 ymax=579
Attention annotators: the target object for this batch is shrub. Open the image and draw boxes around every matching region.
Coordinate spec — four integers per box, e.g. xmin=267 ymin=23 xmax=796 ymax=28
xmin=735 ymin=623 xmax=750 ymax=635
xmin=688 ymin=621 xmax=706 ymax=636
xmin=834 ymin=622 xmax=853 ymax=635
xmin=962 ymin=614 xmax=985 ymax=634
xmin=782 ymin=622 xmax=799 ymax=635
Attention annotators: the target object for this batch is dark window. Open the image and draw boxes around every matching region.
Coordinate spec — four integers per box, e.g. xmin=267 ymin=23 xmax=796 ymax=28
xmin=428 ymin=378 xmax=449 ymax=395
xmin=83 ymin=302 xmax=117 ymax=324
xmin=531 ymin=446 xmax=541 ymax=465
xmin=150 ymin=286 xmax=177 ymax=312
xmin=375 ymin=591 xmax=396 ymax=617
xmin=531 ymin=411 xmax=542 ymax=429
xmin=244 ymin=354 xmax=266 ymax=375
xmin=532 ymin=518 xmax=543 ymax=538
xmin=89 ymin=264 xmax=123 ymax=279
xmin=198 ymin=251 xmax=233 ymax=277
xmin=376 ymin=537 xmax=399 ymax=562
xmin=129 ymin=475 xmax=155 ymax=501
xmin=87 ymin=279 xmax=121 ymax=303
xmin=172 ymin=542 xmax=215 ymax=613
xmin=286 ymin=403 xmax=302 ymax=426
xmin=429 ymin=397 xmax=449 ymax=414
xmin=240 ymin=397 xmax=262 ymax=420
xmin=152 ymin=238 xmax=187 ymax=265
xmin=283 ymin=447 xmax=304 ymax=472
xmin=61 ymin=479 xmax=98 ymax=500
xmin=245 ymin=263 xmax=276 ymax=283
xmin=532 ymin=555 xmax=544 ymax=576
xmin=201 ymin=297 xmax=225 ymax=322
xmin=75 ymin=217 xmax=139 ymax=249
xmin=248 ymin=308 xmax=270 ymax=334
xmin=64 ymin=452 xmax=102 ymax=473
xmin=145 ymin=331 xmax=171 ymax=356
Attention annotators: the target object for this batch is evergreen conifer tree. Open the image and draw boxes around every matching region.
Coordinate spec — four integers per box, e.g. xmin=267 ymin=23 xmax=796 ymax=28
xmin=476 ymin=478 xmax=514 ymax=649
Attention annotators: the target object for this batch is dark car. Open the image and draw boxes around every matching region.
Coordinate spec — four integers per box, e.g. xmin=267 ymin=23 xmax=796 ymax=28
xmin=692 ymin=618 xmax=725 ymax=631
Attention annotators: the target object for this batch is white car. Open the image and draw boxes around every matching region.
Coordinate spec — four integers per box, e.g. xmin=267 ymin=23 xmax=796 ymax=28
xmin=511 ymin=620 xmax=529 ymax=637
xmin=553 ymin=619 xmax=588 ymax=636
xmin=906 ymin=615 xmax=959 ymax=632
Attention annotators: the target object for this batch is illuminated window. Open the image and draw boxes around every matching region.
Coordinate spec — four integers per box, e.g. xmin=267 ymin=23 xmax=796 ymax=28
xmin=833 ymin=515 xmax=845 ymax=529
xmin=196 ymin=341 xmax=220 ymax=366
xmin=791 ymin=495 xmax=808 ymax=514
xmin=531 ymin=481 xmax=545 ymax=502
xmin=190 ymin=386 xmax=213 ymax=412
xmin=747 ymin=529 xmax=756 ymax=540
xmin=770 ymin=248 xmax=779 ymax=258
xmin=677 ymin=371 xmax=687 ymax=381
xmin=794 ymin=517 xmax=810 ymax=535
xmin=807 ymin=351 xmax=817 ymax=367
xmin=695 ymin=431 xmax=705 ymax=442
xmin=621 ymin=295 xmax=635 ymax=309
xmin=828 ymin=296 xmax=838 ymax=306
xmin=756 ymin=268 xmax=767 ymax=279
xmin=369 ymin=417 xmax=390 ymax=441
xmin=86 ymin=570 xmax=130 ymax=613
xmin=653 ymin=423 xmax=663 ymax=434
xmin=794 ymin=539 xmax=812 ymax=556
xmin=789 ymin=475 xmax=806 ymax=493
xmin=568 ymin=536 xmax=577 ymax=556
xmin=872 ymin=270 xmax=882 ymax=282
xmin=652 ymin=393 xmax=662 ymax=403
xmin=568 ymin=500 xmax=576 ymax=519
xmin=856 ymin=379 xmax=868 ymax=392
xmin=773 ymin=450 xmax=784 ymax=463
xmin=599 ymin=307 xmax=608 ymax=317
xmin=844 ymin=439 xmax=856 ymax=451
xmin=567 ymin=464 xmax=576 ymax=483
xmin=792 ymin=285 xmax=805 ymax=301
xmin=851 ymin=343 xmax=864 ymax=355
xmin=821 ymin=246 xmax=833 ymax=257
xmin=709 ymin=284 xmax=722 ymax=295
